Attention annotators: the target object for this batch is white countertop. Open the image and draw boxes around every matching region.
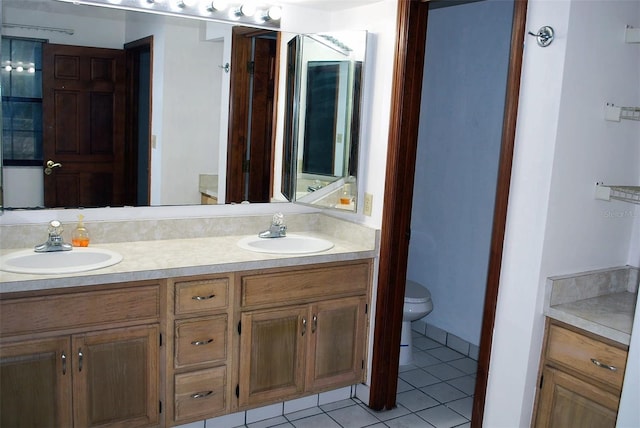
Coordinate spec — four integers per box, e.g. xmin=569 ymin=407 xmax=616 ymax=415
xmin=546 ymin=291 xmax=637 ymax=345
xmin=545 ymin=266 xmax=639 ymax=345
xmin=0 ymin=232 xmax=376 ymax=294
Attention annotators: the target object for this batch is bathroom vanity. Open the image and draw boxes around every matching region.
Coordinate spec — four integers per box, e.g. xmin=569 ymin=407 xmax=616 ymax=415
xmin=532 ymin=266 xmax=638 ymax=427
xmin=0 ymin=214 xmax=377 ymax=427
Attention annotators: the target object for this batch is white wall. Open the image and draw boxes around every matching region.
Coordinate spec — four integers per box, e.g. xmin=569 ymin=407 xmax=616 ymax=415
xmin=157 ymin=19 xmax=221 ymax=206
xmin=484 ymin=1 xmax=640 ymax=426
xmin=407 ymin=0 xmax=514 ymax=346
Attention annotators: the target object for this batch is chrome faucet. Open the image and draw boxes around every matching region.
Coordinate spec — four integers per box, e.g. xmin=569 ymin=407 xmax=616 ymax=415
xmin=35 ymin=220 xmax=72 ymax=252
xmin=258 ymin=213 xmax=287 ymax=238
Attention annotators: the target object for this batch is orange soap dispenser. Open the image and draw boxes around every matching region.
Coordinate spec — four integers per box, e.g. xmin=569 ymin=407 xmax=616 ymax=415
xmin=72 ymin=214 xmax=90 ymax=247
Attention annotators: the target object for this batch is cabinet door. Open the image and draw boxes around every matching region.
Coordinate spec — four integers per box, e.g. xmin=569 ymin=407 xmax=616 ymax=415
xmin=307 ymin=297 xmax=367 ymax=391
xmin=72 ymin=324 xmax=160 ymax=428
xmin=535 ymin=366 xmax=619 ymax=428
xmin=0 ymin=336 xmax=73 ymax=427
xmin=238 ymin=306 xmax=307 ymax=407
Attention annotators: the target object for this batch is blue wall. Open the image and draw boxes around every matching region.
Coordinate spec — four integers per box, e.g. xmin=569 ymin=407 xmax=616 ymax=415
xmin=407 ymin=0 xmax=514 ymax=346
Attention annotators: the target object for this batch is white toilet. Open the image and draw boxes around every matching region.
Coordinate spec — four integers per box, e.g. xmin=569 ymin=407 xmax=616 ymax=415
xmin=400 ymin=280 xmax=433 ymax=365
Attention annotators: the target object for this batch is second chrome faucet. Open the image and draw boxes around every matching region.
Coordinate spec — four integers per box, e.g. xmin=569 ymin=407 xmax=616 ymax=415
xmin=258 ymin=213 xmax=287 ymax=238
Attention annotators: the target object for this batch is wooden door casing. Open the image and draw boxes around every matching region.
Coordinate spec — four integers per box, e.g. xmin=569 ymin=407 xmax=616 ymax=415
xmin=42 ymin=43 xmax=126 ymax=208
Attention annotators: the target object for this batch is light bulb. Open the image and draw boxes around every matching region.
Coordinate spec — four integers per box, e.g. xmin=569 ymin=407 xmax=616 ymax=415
xmin=235 ymin=3 xmax=256 ymax=17
xmin=16 ymin=66 xmax=24 ymax=72
xmin=4 ymin=65 xmax=12 ymax=72
xmin=263 ymin=5 xmax=281 ymax=21
xmin=176 ymin=0 xmax=197 ymax=8
xmin=208 ymin=0 xmax=227 ymax=11
xmin=28 ymin=66 xmax=36 ymax=73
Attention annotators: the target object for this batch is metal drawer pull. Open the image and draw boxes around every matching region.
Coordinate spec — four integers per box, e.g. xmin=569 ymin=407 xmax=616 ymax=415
xmin=61 ymin=352 xmax=67 ymax=375
xmin=312 ymin=315 xmax=318 ymax=333
xmin=191 ymin=339 xmax=214 ymax=346
xmin=191 ymin=391 xmax=214 ymax=399
xmin=591 ymin=358 xmax=617 ymax=371
xmin=192 ymin=294 xmax=215 ymax=301
xmin=78 ymin=349 xmax=84 ymax=372
xmin=302 ymin=318 xmax=307 ymax=336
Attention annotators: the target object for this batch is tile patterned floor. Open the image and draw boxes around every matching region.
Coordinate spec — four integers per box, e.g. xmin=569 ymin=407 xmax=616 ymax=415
xmin=236 ymin=332 xmax=477 ymax=428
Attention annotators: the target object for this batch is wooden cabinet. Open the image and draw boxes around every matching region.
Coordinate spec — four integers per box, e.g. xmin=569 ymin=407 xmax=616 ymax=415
xmin=237 ymin=260 xmax=371 ymax=409
xmin=0 ymin=336 xmax=73 ymax=427
xmin=0 ymin=257 xmax=373 ymax=426
xmin=0 ymin=282 xmax=161 ymax=428
xmin=533 ymin=320 xmax=629 ymax=428
xmin=166 ymin=275 xmax=234 ymax=426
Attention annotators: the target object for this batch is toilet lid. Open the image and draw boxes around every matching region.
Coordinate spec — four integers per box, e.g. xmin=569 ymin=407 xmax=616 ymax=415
xmin=405 ymin=280 xmax=431 ymax=303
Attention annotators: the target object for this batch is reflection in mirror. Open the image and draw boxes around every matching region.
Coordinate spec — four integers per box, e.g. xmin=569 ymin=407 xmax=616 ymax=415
xmin=1 ymin=0 xmax=365 ymax=215
xmin=1 ymin=0 xmax=229 ymax=209
xmin=283 ymin=31 xmax=366 ymax=213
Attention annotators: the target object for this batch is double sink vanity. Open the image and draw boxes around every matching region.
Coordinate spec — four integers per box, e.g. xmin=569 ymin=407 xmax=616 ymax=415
xmin=0 ymin=212 xmax=378 ymax=427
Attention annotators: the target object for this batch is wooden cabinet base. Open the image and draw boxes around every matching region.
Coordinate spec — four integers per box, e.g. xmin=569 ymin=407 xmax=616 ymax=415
xmin=532 ymin=320 xmax=628 ymax=428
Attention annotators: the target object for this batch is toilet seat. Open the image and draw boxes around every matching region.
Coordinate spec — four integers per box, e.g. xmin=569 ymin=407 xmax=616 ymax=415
xmin=404 ymin=280 xmax=431 ymax=304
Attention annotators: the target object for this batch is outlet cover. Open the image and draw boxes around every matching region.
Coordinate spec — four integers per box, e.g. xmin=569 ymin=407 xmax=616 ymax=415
xmin=364 ymin=193 xmax=373 ymax=216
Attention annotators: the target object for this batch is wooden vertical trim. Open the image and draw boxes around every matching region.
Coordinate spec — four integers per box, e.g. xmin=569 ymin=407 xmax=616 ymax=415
xmin=369 ymin=0 xmax=428 ymax=411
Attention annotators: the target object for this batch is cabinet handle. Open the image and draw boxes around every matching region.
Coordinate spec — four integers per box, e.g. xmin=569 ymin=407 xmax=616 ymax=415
xmin=591 ymin=358 xmax=617 ymax=371
xmin=192 ymin=294 xmax=215 ymax=301
xmin=191 ymin=339 xmax=214 ymax=346
xmin=302 ymin=318 xmax=307 ymax=336
xmin=78 ymin=348 xmax=83 ymax=372
xmin=191 ymin=391 xmax=214 ymax=399
xmin=61 ymin=352 xmax=67 ymax=375
xmin=312 ymin=315 xmax=318 ymax=333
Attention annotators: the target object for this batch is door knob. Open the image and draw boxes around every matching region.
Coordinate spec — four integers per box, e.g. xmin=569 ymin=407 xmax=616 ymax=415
xmin=44 ymin=160 xmax=62 ymax=175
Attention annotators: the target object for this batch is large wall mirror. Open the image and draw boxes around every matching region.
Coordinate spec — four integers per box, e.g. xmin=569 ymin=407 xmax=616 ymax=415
xmin=0 ymin=0 xmax=366 ymax=214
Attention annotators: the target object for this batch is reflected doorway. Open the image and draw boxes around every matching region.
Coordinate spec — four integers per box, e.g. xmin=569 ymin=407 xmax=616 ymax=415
xmin=227 ymin=27 xmax=278 ymax=203
xmin=125 ymin=37 xmax=152 ymax=207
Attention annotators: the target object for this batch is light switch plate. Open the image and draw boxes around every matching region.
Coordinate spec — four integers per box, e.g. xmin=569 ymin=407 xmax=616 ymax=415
xmin=364 ymin=193 xmax=373 ymax=216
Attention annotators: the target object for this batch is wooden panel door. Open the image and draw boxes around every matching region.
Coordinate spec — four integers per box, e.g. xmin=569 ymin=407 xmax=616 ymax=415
xmin=72 ymin=325 xmax=159 ymax=428
xmin=42 ymin=43 xmax=126 ymax=208
xmin=0 ymin=336 xmax=73 ymax=427
xmin=534 ymin=366 xmax=619 ymax=428
xmin=238 ymin=306 xmax=307 ymax=407
xmin=307 ymin=297 xmax=367 ymax=391
xmin=227 ymin=28 xmax=277 ymax=203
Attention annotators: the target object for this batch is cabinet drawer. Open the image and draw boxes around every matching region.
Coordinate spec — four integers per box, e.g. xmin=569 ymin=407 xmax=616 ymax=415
xmin=0 ymin=284 xmax=160 ymax=337
xmin=241 ymin=261 xmax=370 ymax=308
xmin=174 ymin=316 xmax=227 ymax=368
xmin=174 ymin=367 xmax=226 ymax=422
xmin=546 ymin=324 xmax=627 ymax=390
xmin=175 ymin=277 xmax=229 ymax=315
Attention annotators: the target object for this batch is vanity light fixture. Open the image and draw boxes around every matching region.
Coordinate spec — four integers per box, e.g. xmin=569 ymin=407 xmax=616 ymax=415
xmin=2 ymin=64 xmax=36 ymax=73
xmin=53 ymin=0 xmax=282 ymax=29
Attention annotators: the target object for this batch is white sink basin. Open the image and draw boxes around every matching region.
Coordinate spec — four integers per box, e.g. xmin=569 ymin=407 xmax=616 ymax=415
xmin=0 ymin=247 xmax=123 ymax=275
xmin=237 ymin=234 xmax=334 ymax=254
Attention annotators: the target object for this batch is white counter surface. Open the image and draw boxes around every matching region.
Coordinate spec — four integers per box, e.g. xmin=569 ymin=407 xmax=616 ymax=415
xmin=0 ymin=232 xmax=376 ymax=294
xmin=545 ymin=266 xmax=639 ymax=345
